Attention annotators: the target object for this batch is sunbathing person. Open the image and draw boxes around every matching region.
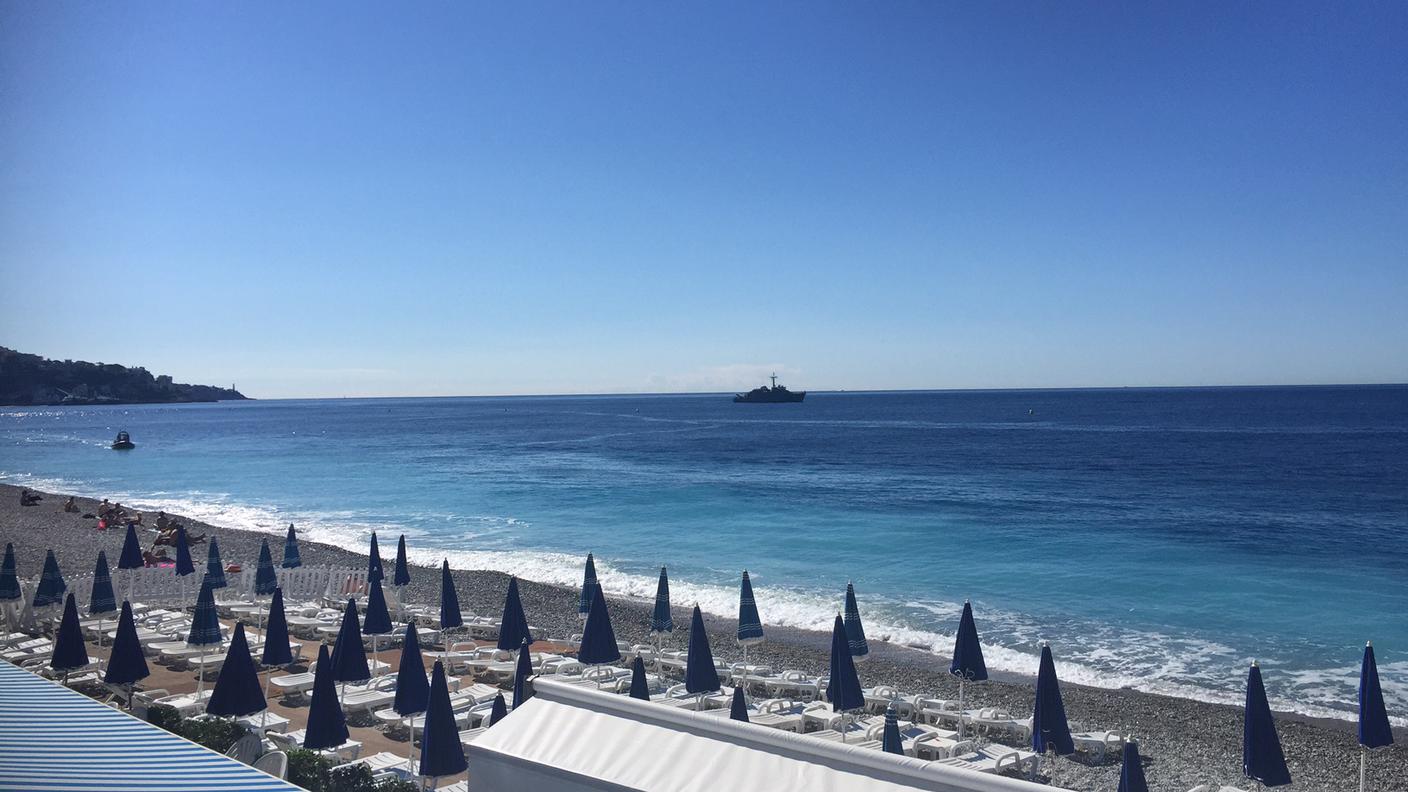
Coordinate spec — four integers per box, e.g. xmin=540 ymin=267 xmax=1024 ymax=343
xmin=143 ymin=548 xmax=170 ymax=567
xmin=64 ymin=496 xmax=79 ymax=513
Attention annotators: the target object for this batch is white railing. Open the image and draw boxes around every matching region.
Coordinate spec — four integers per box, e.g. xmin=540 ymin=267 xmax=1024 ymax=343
xmin=8 ymin=565 xmax=372 ymax=618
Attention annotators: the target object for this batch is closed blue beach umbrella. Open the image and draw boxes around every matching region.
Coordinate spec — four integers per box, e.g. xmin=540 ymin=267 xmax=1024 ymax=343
xmin=259 ymin=589 xmax=294 ymax=722
xmin=1117 ymin=740 xmax=1149 ymax=792
xmin=419 ymin=661 xmax=468 ymax=779
xmin=881 ymin=703 xmax=903 ymax=755
xmin=392 ymin=622 xmax=433 ymax=775
xmin=950 ymin=600 xmax=988 ymax=737
xmin=362 ymin=580 xmax=393 ymax=676
xmin=187 ymin=576 xmax=223 ymax=695
xmin=649 ymin=567 xmax=673 ymax=673
xmin=439 ymin=560 xmax=464 ymax=640
xmin=174 ymin=527 xmax=195 ymax=578
xmin=685 ymin=605 xmax=720 ymax=698
xmin=513 ymin=638 xmax=534 ymax=710
xmin=205 ymin=538 xmax=226 ymax=589
xmin=827 ymin=613 xmax=864 ymax=713
xmin=188 ymin=576 xmax=223 ymax=644
xmin=254 ymin=539 xmax=278 ymax=596
xmin=843 ymin=582 xmax=869 ymax=662
xmin=394 ymin=535 xmax=411 ymax=587
xmin=651 ymin=567 xmax=673 ymax=635
xmin=104 ymin=601 xmax=150 ymax=697
xmin=578 ymin=553 xmax=597 ymax=621
xmin=89 ymin=551 xmax=117 ymax=672
xmin=737 ymin=570 xmax=764 ymax=645
xmin=89 ymin=551 xmax=117 ymax=616
xmin=117 ymin=524 xmax=144 ymax=571
xmin=0 ymin=543 xmax=21 ymax=602
xmin=487 ymin=692 xmax=508 ymax=727
xmin=117 ymin=525 xmax=143 ymax=602
xmin=394 ymin=622 xmax=430 ymax=716
xmin=1243 ymin=661 xmax=1291 ymax=786
xmin=730 ymin=685 xmax=750 ymax=723
xmin=736 ymin=570 xmax=765 ymax=699
xmin=1358 ymin=641 xmax=1394 ymax=792
xmin=628 ymin=656 xmax=650 ymax=701
xmin=50 ymin=593 xmax=89 ymax=677
xmin=497 ymin=576 xmax=532 ymax=652
xmin=367 ymin=532 xmax=383 ymax=584
xmin=1032 ymin=642 xmax=1074 ymax=757
xmin=579 ymin=583 xmax=622 ymax=668
xmin=364 ymin=580 xmax=393 ymax=635
xmin=260 ymin=588 xmax=294 ymax=667
xmin=33 ymin=549 xmax=67 ymax=608
xmin=304 ymin=643 xmax=349 ymax=751
xmin=329 ymin=598 xmax=371 ymax=695
xmin=281 ymin=524 xmax=302 ymax=569
xmin=207 ymin=623 xmax=266 ymax=717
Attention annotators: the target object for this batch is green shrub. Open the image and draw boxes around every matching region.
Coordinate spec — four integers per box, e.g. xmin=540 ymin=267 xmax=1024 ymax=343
xmin=374 ymin=780 xmax=421 ymax=792
xmin=325 ymin=764 xmax=377 ymax=792
xmin=145 ymin=704 xmax=183 ymax=734
xmin=286 ymin=748 xmax=334 ymax=792
xmin=179 ymin=717 xmax=248 ymax=754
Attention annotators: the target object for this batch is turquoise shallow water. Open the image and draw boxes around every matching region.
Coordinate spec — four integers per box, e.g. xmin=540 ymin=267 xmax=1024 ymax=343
xmin=2 ymin=386 xmax=1405 ymax=722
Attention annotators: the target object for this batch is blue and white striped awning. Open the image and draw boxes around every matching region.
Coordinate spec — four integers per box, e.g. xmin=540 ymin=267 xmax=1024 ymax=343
xmin=0 ymin=661 xmax=301 ymax=791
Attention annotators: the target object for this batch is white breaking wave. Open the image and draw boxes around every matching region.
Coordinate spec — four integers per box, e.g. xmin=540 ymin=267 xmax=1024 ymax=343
xmin=3 ymin=472 xmax=1403 ymax=727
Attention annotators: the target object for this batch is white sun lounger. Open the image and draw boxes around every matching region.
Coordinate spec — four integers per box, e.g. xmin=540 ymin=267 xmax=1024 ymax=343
xmin=936 ymin=745 xmax=1038 ymax=776
xmin=746 ymin=699 xmax=827 ymax=733
xmin=237 ymin=711 xmax=290 ymax=734
xmin=761 ymin=670 xmax=824 ymax=700
xmin=153 ymin=689 xmax=214 ymax=716
xmin=270 ymin=730 xmax=362 ymax=763
xmin=341 ymin=679 xmax=400 ymax=714
xmin=1072 ymin=730 xmax=1127 ymax=761
xmin=339 ymin=751 xmax=413 ymax=780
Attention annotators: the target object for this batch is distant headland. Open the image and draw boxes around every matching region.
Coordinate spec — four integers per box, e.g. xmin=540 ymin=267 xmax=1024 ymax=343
xmin=0 ymin=347 xmax=249 ymax=406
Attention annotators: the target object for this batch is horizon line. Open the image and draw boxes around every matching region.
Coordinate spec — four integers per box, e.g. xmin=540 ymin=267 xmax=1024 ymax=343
xmin=236 ymin=380 xmax=1408 ymax=402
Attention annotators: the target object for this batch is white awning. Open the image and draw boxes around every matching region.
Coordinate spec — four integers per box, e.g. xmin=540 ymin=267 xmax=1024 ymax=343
xmin=0 ymin=660 xmax=300 ymax=792
xmin=466 ymin=679 xmax=1049 ymax=792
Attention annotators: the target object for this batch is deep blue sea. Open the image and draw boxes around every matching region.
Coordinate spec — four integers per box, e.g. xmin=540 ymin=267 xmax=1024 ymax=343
xmin=3 ymin=386 xmax=1405 ymax=722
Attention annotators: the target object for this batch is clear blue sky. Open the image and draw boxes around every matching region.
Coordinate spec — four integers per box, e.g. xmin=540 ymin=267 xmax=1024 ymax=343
xmin=2 ymin=2 xmax=1404 ymax=398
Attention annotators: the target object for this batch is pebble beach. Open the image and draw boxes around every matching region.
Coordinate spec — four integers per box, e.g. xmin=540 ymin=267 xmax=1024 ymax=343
xmin=2 ymin=482 xmax=1402 ymax=792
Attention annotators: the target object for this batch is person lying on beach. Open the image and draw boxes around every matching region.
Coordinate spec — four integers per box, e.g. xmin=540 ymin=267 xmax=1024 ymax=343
xmin=156 ymin=527 xmax=206 ymax=546
xmin=142 ymin=548 xmax=171 ymax=567
xmin=155 ymin=512 xmax=169 ymax=530
xmin=64 ymin=496 xmax=78 ymax=513
xmin=19 ymin=489 xmax=42 ymax=506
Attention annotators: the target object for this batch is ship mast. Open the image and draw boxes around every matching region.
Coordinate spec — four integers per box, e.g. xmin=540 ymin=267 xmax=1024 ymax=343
xmin=770 ymin=372 xmax=778 ymax=389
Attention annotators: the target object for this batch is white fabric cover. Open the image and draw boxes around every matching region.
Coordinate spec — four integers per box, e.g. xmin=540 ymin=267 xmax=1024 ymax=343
xmin=466 ymin=679 xmax=1049 ymax=792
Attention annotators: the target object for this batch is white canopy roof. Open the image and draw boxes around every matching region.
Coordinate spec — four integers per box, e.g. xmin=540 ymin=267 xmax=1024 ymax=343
xmin=467 ymin=679 xmax=1049 ymax=792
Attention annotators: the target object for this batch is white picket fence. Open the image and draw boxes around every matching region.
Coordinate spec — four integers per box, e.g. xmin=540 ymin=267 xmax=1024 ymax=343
xmin=8 ymin=565 xmax=371 ymax=619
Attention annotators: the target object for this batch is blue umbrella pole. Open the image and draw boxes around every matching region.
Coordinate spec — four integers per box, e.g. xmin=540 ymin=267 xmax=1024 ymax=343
xmin=1360 ymin=746 xmax=1366 ymax=792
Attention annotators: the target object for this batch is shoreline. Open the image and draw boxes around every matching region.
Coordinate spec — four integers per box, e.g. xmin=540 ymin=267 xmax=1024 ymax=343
xmin=1 ymin=482 xmax=1402 ymax=791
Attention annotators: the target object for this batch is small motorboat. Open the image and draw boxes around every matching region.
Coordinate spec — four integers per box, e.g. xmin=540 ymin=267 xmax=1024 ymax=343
xmin=111 ymin=431 xmax=135 ymax=450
